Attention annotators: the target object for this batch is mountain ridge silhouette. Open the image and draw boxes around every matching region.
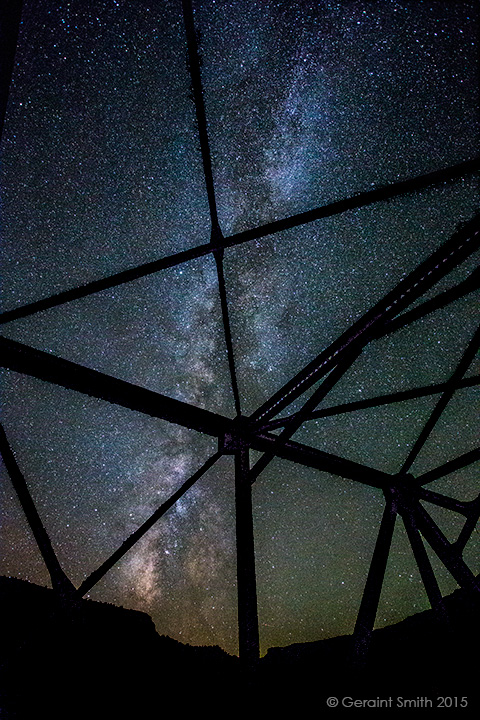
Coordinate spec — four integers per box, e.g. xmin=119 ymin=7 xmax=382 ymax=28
xmin=1 ymin=574 xmax=478 ymax=716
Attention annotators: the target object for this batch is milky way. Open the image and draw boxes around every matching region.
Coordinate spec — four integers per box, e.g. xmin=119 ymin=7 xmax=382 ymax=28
xmin=1 ymin=0 xmax=479 ymax=655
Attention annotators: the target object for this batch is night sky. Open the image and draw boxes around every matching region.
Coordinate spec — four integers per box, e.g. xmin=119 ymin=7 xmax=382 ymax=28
xmin=0 ymin=0 xmax=479 ymax=656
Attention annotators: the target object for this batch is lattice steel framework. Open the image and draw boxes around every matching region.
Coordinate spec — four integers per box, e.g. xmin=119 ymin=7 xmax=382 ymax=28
xmin=1 ymin=0 xmax=479 ymax=666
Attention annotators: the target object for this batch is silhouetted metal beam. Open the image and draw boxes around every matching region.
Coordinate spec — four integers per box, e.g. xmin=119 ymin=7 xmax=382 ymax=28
xmin=415 ymin=486 xmax=480 ymax=552
xmin=377 ymin=266 xmax=480 ymax=339
xmin=250 ymin=213 xmax=480 ymax=426
xmin=77 ymin=451 xmax=221 ymax=597
xmin=0 ymin=242 xmax=217 ymax=325
xmin=230 ymin=157 xmax=480 ymax=249
xmin=454 ymin=496 xmax=480 ymax=553
xmin=251 ymin=434 xmax=391 ymax=489
xmin=0 ymin=423 xmax=75 ymax=598
xmin=183 ymin=0 xmax=243 ymax=420
xmin=402 ymin=511 xmax=448 ymax=623
xmin=235 ymin=448 xmax=260 ymax=664
xmin=417 ymin=447 xmax=480 ymax=486
xmin=182 ymin=0 xmax=219 ymax=230
xmin=0 ymin=0 xmax=23 ymax=141
xmin=0 ymin=336 xmax=229 ymax=437
xmin=417 ymin=487 xmax=473 ymax=515
xmin=412 ymin=501 xmax=480 ymax=595
xmin=351 ymin=498 xmax=397 ymax=663
xmin=418 ymin=487 xmax=480 ymax=554
xmin=1 ymin=162 xmax=478 ymax=326
xmin=249 ymin=349 xmax=361 ymax=484
xmin=215 ymin=247 xmax=242 ymax=416
xmin=401 ymin=323 xmax=480 ymax=474
xmin=0 ymin=337 xmax=392 ymax=488
xmin=260 ymin=375 xmax=480 ymax=432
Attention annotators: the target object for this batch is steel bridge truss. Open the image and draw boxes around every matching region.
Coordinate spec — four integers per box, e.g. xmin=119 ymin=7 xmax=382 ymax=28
xmin=1 ymin=0 xmax=479 ymax=665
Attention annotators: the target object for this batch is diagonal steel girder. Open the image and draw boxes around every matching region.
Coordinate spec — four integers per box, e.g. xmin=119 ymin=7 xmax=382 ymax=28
xmin=400 ymin=322 xmax=480 ymax=474
xmin=1 ymin=160 xmax=479 ymax=327
xmin=402 ymin=511 xmax=448 ymax=623
xmin=411 ymin=500 xmax=480 ymax=596
xmin=376 ymin=265 xmax=480 ymax=339
xmin=0 ymin=336 xmax=227 ymax=436
xmin=260 ymin=375 xmax=480 ymax=432
xmin=0 ymin=422 xmax=76 ymax=599
xmin=76 ymin=451 xmax=222 ymax=597
xmin=249 ymin=212 xmax=480 ymax=426
xmin=0 ymin=335 xmax=390 ymax=489
xmin=416 ymin=447 xmax=480 ymax=486
xmin=248 ymin=348 xmax=362 ymax=484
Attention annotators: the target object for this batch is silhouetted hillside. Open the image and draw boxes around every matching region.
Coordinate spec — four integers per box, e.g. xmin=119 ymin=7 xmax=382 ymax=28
xmin=260 ymin=580 xmax=480 ymax=710
xmin=0 ymin=576 xmax=238 ymax=718
xmin=1 ymin=575 xmax=479 ymax=717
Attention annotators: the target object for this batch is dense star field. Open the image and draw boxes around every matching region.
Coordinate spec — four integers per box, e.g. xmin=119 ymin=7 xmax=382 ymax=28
xmin=0 ymin=0 xmax=479 ymax=656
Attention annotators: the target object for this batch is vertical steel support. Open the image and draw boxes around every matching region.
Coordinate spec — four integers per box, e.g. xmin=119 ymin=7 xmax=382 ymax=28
xmin=402 ymin=512 xmax=448 ymax=623
xmin=352 ymin=497 xmax=397 ymax=663
xmin=235 ymin=447 xmax=260 ymax=664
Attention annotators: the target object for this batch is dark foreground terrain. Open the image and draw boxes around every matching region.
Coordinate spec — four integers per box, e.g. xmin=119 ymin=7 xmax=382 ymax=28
xmin=1 ymin=575 xmax=478 ymax=717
